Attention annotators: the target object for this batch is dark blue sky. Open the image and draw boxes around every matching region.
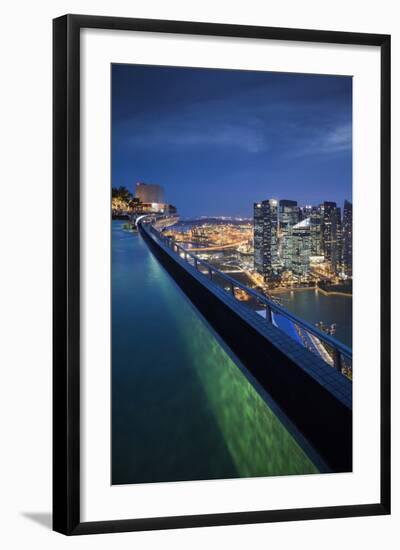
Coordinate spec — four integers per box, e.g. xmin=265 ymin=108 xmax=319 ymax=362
xmin=112 ymin=64 xmax=352 ymax=218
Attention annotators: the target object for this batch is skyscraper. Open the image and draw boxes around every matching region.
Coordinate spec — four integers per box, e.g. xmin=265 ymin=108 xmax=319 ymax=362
xmin=279 ymin=200 xmax=299 ymax=229
xmin=342 ymin=200 xmax=353 ymax=277
xmin=309 ymin=205 xmax=322 ymax=256
xmin=321 ymin=202 xmax=342 ymax=273
xmin=279 ymin=200 xmax=299 ymax=269
xmin=288 ymin=218 xmax=311 ymax=277
xmin=253 ymin=202 xmax=264 ymax=274
xmin=301 ymin=205 xmax=313 ymax=219
xmin=135 ymin=182 xmax=164 ymax=203
xmin=253 ymin=199 xmax=279 ymax=281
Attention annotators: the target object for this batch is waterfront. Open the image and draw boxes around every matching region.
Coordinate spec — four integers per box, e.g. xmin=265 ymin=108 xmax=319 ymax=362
xmin=270 ymin=288 xmax=352 ymax=348
xmin=112 ymin=221 xmax=319 ymax=485
xmin=165 ymin=220 xmax=352 ymax=350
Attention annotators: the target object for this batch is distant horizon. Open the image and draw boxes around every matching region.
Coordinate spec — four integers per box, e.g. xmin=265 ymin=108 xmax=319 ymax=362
xmin=172 ymin=198 xmax=353 ymax=220
xmin=112 ymin=64 xmax=352 ymax=218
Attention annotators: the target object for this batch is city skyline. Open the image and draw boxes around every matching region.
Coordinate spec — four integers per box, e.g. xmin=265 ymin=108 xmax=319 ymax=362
xmin=112 ymin=64 xmax=352 ymax=218
xmin=112 ymin=181 xmax=352 ymax=219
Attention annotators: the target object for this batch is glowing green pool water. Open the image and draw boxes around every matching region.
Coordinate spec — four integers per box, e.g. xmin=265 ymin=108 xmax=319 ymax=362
xmin=112 ymin=221 xmax=318 ymax=484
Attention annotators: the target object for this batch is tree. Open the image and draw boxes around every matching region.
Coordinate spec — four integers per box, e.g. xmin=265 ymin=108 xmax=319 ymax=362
xmin=112 ymin=186 xmax=132 ymax=201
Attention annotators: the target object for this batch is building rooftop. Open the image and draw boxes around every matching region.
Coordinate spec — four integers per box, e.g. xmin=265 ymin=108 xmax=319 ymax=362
xmin=293 ymin=217 xmax=311 ymax=229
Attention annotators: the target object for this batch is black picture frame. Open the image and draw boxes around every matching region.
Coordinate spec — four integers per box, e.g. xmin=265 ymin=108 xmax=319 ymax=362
xmin=53 ymin=14 xmax=391 ymax=535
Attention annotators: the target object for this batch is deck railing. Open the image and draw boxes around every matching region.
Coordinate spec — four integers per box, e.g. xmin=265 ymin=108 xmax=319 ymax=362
xmin=143 ymin=221 xmax=352 ymax=379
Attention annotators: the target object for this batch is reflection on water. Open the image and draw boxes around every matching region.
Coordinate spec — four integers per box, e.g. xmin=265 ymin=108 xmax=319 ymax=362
xmin=112 ymin=221 xmax=318 ymax=485
xmin=273 ymin=289 xmax=352 ymax=348
xmin=189 ymin=332 xmax=319 ymax=477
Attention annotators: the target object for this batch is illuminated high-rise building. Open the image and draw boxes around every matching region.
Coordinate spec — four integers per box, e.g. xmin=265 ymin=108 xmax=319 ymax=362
xmin=135 ymin=182 xmax=164 ymax=204
xmin=279 ymin=200 xmax=299 ymax=229
xmin=309 ymin=205 xmax=322 ymax=256
xmin=279 ymin=200 xmax=299 ymax=269
xmin=288 ymin=218 xmax=311 ymax=277
xmin=253 ymin=203 xmax=264 ymax=274
xmin=253 ymin=199 xmax=279 ymax=281
xmin=301 ymin=205 xmax=313 ymax=219
xmin=342 ymin=200 xmax=352 ymax=277
xmin=321 ymin=201 xmax=342 ymax=273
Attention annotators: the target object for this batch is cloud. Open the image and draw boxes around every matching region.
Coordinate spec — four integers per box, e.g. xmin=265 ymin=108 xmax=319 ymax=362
xmin=114 ymin=88 xmax=351 ymax=159
xmin=121 ymin=107 xmax=269 ymax=154
xmin=292 ymin=123 xmax=352 ymax=157
xmin=322 ymin=124 xmax=352 ymax=152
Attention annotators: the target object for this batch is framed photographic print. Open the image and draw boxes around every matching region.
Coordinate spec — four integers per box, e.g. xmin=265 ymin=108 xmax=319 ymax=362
xmin=53 ymin=14 xmax=391 ymax=535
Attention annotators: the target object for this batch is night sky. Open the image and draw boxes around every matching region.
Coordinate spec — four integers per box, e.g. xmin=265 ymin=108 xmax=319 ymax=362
xmin=112 ymin=64 xmax=352 ymax=218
